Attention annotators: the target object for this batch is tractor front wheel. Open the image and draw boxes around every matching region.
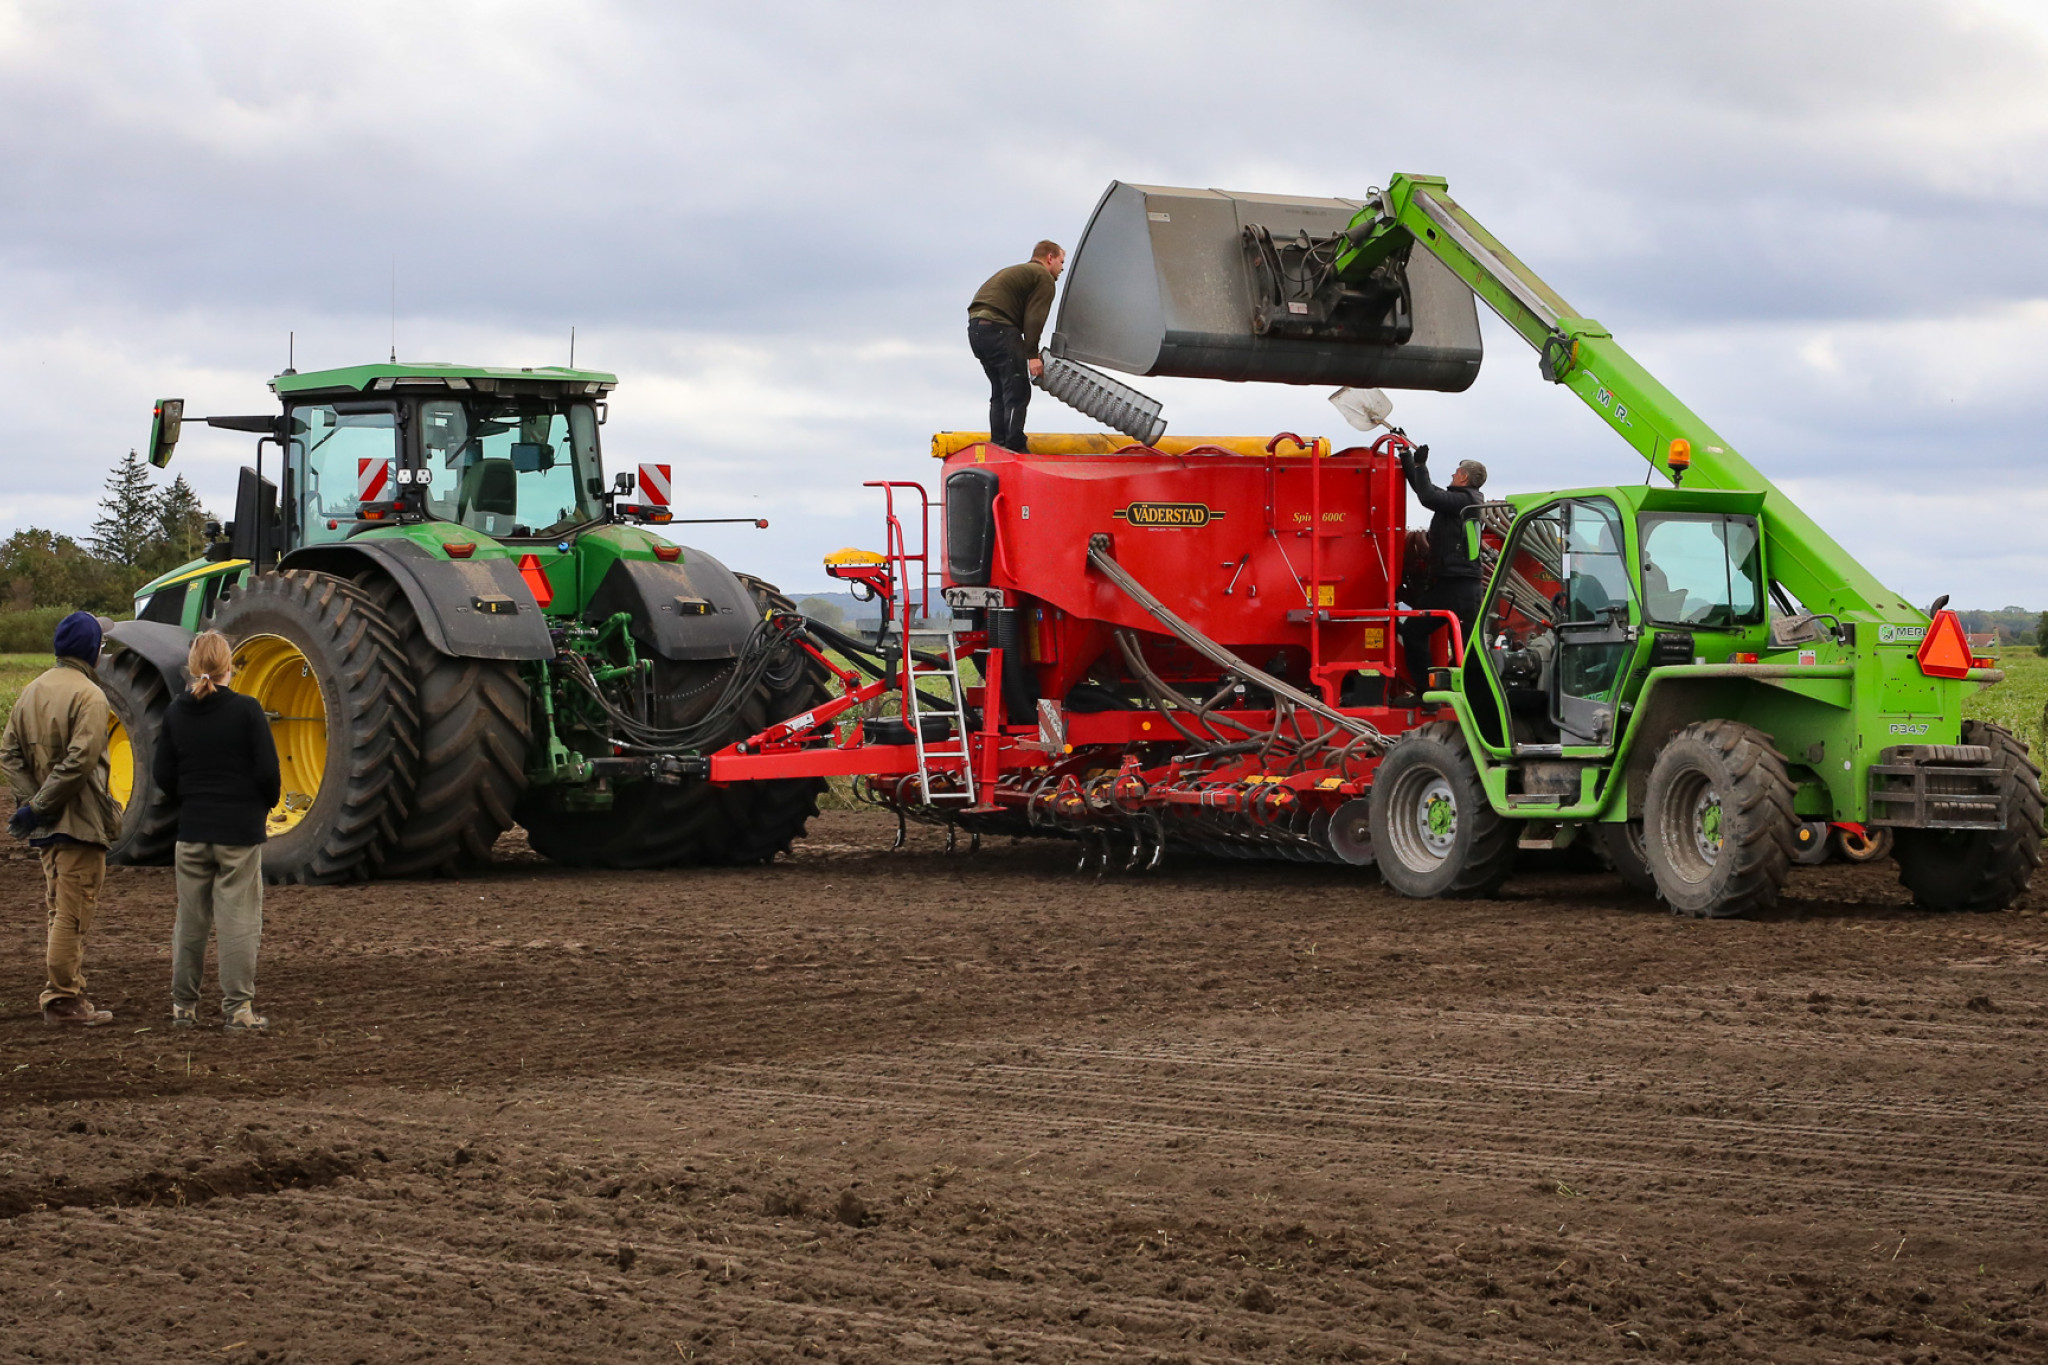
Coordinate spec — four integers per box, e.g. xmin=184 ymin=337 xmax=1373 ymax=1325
xmin=1595 ymin=819 xmax=1659 ymax=899
xmin=1642 ymin=720 xmax=1795 ymax=918
xmin=211 ymin=571 xmax=418 ymax=884
xmin=1892 ymin=720 xmax=2042 ymax=912
xmin=103 ymin=645 xmax=179 ymax=866
xmin=1368 ymin=721 xmax=1518 ymax=898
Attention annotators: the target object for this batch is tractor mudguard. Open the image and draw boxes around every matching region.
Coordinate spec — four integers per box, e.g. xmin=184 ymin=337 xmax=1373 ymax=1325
xmin=103 ymin=618 xmax=196 ymax=688
xmin=585 ymin=550 xmax=756 ymax=662
xmin=283 ymin=539 xmax=554 ymax=661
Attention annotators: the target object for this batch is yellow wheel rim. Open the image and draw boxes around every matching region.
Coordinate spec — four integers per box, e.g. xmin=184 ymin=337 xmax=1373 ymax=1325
xmin=106 ymin=712 xmax=135 ymax=811
xmin=231 ymin=634 xmax=328 ymax=836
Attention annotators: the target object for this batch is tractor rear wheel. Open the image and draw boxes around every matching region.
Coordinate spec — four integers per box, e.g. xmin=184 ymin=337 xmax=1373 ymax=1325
xmin=357 ymin=575 xmax=532 ymax=877
xmin=211 ymin=571 xmax=418 ymax=884
xmin=1369 ymin=721 xmax=1518 ymax=898
xmin=518 ymin=576 xmax=828 ymax=868
xmin=1893 ymin=720 xmax=2043 ymax=912
xmin=103 ymin=645 xmax=179 ymax=866
xmin=1642 ymin=720 xmax=1795 ymax=918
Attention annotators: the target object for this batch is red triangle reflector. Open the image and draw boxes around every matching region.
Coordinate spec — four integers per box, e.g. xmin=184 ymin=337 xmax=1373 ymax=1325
xmin=517 ymin=553 xmax=554 ymax=609
xmin=1916 ymin=609 xmax=1972 ymax=679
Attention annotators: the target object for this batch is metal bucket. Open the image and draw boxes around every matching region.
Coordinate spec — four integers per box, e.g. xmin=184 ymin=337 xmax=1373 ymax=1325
xmin=1050 ymin=181 xmax=1483 ymax=391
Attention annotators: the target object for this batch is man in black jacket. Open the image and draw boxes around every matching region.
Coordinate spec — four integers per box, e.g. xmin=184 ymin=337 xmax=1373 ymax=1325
xmin=151 ymin=633 xmax=281 ymax=1030
xmin=1396 ymin=447 xmax=1488 ymax=705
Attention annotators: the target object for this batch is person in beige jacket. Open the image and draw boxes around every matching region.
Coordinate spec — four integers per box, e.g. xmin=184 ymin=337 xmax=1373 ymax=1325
xmin=2 ymin=611 xmax=124 ymax=1025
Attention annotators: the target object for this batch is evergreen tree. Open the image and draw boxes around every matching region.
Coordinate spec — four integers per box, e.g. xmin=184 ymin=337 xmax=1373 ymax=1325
xmin=2036 ymin=610 xmax=2048 ymax=658
xmin=146 ymin=473 xmax=213 ymax=573
xmin=88 ymin=448 xmax=161 ymax=568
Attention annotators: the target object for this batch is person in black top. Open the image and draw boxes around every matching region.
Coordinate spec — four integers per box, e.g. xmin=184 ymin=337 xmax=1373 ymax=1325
xmin=967 ymin=240 xmax=1064 ymax=451
xmin=151 ymin=631 xmax=281 ymax=1030
xmin=1396 ymin=447 xmax=1488 ymax=705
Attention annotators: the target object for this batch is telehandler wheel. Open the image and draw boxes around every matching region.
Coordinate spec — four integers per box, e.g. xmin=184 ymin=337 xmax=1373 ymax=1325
xmin=1892 ymin=720 xmax=2043 ymax=913
xmin=1368 ymin=721 xmax=1518 ymax=898
xmin=1641 ymin=720 xmax=1796 ymax=918
xmin=211 ymin=571 xmax=418 ymax=884
xmin=102 ymin=645 xmax=179 ymax=867
xmin=518 ymin=576 xmax=829 ymax=869
xmin=1832 ymin=825 xmax=1892 ymax=864
xmin=1595 ymin=820 xmax=1659 ymax=899
xmin=356 ymin=575 xmax=532 ymax=877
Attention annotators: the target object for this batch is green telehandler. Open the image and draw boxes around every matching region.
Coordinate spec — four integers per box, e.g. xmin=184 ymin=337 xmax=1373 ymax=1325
xmin=104 ymin=362 xmax=828 ymax=882
xmin=1049 ymin=176 xmax=2041 ymax=916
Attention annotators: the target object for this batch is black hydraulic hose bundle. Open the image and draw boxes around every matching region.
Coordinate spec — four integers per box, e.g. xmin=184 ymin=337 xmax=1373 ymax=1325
xmin=565 ymin=612 xmax=807 ymax=753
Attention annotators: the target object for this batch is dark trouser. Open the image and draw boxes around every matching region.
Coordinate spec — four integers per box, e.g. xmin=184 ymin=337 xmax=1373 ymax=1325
xmin=968 ymin=318 xmax=1032 ymax=451
xmin=1400 ymin=578 xmax=1483 ymax=695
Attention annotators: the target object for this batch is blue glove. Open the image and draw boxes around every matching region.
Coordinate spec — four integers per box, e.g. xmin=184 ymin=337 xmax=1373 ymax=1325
xmin=8 ymin=804 xmax=41 ymax=839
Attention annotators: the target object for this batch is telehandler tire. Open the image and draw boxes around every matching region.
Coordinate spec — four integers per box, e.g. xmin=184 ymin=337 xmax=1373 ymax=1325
xmin=357 ymin=574 xmax=532 ymax=877
xmin=210 ymin=571 xmax=418 ymax=884
xmin=1595 ymin=820 xmax=1659 ymax=899
xmin=1641 ymin=720 xmax=1795 ymax=918
xmin=102 ymin=645 xmax=179 ymax=867
xmin=1892 ymin=720 xmax=2042 ymax=913
xmin=518 ymin=576 xmax=828 ymax=868
xmin=1369 ymin=721 xmax=1518 ymax=898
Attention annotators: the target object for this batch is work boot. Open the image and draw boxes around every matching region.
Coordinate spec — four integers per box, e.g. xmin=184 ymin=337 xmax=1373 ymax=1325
xmin=170 ymin=1003 xmax=198 ymax=1028
xmin=43 ymin=996 xmax=113 ymax=1027
xmin=223 ymin=1003 xmax=268 ymax=1032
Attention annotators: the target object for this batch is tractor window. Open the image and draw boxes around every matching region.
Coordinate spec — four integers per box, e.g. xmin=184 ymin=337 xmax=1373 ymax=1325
xmin=1639 ymin=513 xmax=1764 ymax=628
xmin=287 ymin=404 xmax=398 ymax=546
xmin=420 ymin=397 xmax=603 ymax=539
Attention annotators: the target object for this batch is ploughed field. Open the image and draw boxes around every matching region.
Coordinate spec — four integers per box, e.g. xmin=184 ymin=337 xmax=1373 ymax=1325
xmin=2 ymin=812 xmax=2045 ymax=1363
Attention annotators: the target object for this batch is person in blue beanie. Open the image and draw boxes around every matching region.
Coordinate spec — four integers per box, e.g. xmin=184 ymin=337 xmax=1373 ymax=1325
xmin=2 ymin=611 xmax=124 ymax=1025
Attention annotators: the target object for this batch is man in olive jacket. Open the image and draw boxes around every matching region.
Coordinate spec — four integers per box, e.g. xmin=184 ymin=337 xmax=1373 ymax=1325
xmin=2 ymin=612 xmax=123 ymax=1025
xmin=967 ymin=240 xmax=1064 ymax=452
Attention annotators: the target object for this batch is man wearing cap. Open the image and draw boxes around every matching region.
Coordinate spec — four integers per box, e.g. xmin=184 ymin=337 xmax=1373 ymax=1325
xmin=1395 ymin=448 xmax=1489 ymax=706
xmin=967 ymin=240 xmax=1065 ymax=452
xmin=2 ymin=611 xmax=124 ymax=1025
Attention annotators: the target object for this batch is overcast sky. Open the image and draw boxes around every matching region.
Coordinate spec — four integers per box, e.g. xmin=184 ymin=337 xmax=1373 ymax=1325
xmin=3 ymin=0 xmax=2045 ymax=605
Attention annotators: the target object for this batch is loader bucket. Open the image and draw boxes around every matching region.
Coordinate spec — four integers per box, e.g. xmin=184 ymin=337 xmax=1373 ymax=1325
xmin=1050 ymin=181 xmax=1483 ymax=391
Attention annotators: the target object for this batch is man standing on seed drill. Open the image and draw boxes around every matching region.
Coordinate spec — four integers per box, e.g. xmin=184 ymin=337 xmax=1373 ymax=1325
xmin=968 ymin=240 xmax=1065 ymax=452
xmin=3 ymin=611 xmax=123 ymax=1026
xmin=1395 ymin=447 xmax=1488 ymax=707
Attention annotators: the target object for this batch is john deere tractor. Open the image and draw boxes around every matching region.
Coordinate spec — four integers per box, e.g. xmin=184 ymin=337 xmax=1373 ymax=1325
xmin=103 ymin=362 xmax=827 ymax=882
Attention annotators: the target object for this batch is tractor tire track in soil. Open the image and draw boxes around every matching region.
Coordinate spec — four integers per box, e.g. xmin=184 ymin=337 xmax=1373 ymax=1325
xmin=2 ymin=811 xmax=2045 ymax=1361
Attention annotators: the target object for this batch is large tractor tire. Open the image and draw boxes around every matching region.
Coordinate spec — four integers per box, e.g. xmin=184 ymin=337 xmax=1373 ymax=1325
xmin=1369 ymin=721 xmax=1519 ymax=898
xmin=356 ymin=575 xmax=532 ymax=877
xmin=1641 ymin=720 xmax=1795 ymax=918
xmin=1893 ymin=720 xmax=2043 ymax=912
xmin=102 ymin=645 xmax=180 ymax=866
xmin=211 ymin=571 xmax=418 ymax=884
xmin=518 ymin=576 xmax=829 ymax=868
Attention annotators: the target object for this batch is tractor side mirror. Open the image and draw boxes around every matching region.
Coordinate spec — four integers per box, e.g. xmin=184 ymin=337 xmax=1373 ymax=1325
xmin=148 ymin=399 xmax=184 ymax=468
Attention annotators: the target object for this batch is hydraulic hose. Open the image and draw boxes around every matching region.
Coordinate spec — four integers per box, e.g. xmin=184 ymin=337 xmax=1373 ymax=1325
xmin=1087 ymin=536 xmax=1386 ymax=752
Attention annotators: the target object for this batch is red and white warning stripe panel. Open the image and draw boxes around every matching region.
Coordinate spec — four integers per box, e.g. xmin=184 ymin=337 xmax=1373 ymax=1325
xmin=358 ymin=457 xmax=393 ymax=503
xmin=638 ymin=463 xmax=672 ymax=508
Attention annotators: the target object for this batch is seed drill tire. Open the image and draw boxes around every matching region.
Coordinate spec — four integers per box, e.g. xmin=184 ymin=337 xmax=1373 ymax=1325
xmin=1641 ymin=719 xmax=1795 ymax=918
xmin=1368 ymin=721 xmax=1518 ymax=898
xmin=356 ymin=573 xmax=532 ymax=878
xmin=1892 ymin=720 xmax=2043 ymax=913
xmin=210 ymin=570 xmax=418 ymax=885
xmin=517 ymin=576 xmax=829 ymax=869
xmin=102 ymin=645 xmax=179 ymax=867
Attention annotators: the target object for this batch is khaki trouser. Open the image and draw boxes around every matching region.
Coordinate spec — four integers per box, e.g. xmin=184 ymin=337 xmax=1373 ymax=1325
xmin=172 ymin=842 xmax=264 ymax=1017
xmin=39 ymin=842 xmax=107 ymax=1008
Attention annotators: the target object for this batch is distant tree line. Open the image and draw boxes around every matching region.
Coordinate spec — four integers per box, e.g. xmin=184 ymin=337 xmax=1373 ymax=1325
xmin=3 ymin=449 xmax=216 ymax=617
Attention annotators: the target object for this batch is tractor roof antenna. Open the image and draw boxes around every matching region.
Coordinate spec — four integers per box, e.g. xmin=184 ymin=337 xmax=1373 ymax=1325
xmin=389 ymin=257 xmax=397 ymax=364
xmin=284 ymin=330 xmax=296 ymax=377
xmin=570 ymin=325 xmax=576 ymax=368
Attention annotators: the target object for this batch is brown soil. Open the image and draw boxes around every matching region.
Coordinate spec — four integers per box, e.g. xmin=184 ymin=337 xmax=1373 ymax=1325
xmin=2 ymin=814 xmax=2046 ymax=1362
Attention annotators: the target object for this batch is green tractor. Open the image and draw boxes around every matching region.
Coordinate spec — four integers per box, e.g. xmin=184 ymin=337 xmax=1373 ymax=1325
xmin=103 ymin=362 xmax=828 ymax=882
